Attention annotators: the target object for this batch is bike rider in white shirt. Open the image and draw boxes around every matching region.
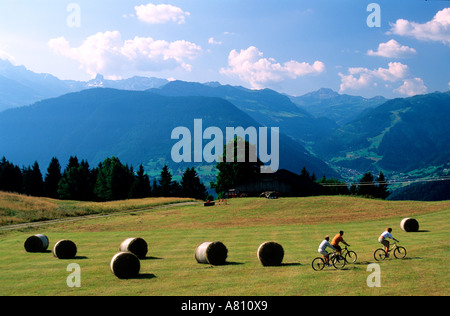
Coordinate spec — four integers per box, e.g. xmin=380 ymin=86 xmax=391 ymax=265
xmin=318 ymin=235 xmax=336 ymax=266
xmin=378 ymin=228 xmax=399 ymax=257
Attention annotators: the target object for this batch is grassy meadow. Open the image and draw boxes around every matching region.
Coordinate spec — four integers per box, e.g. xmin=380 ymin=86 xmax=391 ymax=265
xmin=0 ymin=191 xmax=194 ymax=226
xmin=0 ymin=193 xmax=449 ymax=296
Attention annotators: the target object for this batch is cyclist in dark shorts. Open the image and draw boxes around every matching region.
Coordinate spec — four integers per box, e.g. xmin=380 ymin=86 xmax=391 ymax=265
xmin=331 ymin=231 xmax=350 ymax=257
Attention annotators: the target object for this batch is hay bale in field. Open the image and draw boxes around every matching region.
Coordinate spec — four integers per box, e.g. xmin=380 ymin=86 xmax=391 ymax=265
xmin=257 ymin=241 xmax=284 ymax=266
xmin=195 ymin=241 xmax=228 ymax=266
xmin=52 ymin=240 xmax=77 ymax=259
xmin=119 ymin=237 xmax=148 ymax=259
xmin=110 ymin=252 xmax=140 ymax=279
xmin=24 ymin=234 xmax=49 ymax=253
xmin=401 ymin=218 xmax=419 ymax=232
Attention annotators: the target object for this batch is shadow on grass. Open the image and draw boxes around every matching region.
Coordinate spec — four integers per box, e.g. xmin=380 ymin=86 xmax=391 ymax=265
xmin=137 ymin=273 xmax=157 ymax=280
xmin=224 ymin=261 xmax=245 ymax=266
xmin=281 ymin=262 xmax=302 ymax=267
xmin=142 ymin=256 xmax=164 ymax=260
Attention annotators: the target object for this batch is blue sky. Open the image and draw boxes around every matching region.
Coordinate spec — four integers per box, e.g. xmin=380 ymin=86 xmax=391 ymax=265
xmin=0 ymin=0 xmax=449 ymax=98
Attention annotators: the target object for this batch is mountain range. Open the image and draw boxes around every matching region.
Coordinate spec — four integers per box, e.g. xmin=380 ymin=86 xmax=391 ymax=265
xmin=0 ymin=88 xmax=338 ymax=183
xmin=0 ymin=59 xmax=168 ymax=112
xmin=314 ymin=91 xmax=450 ymax=174
xmin=289 ymin=88 xmax=387 ymax=125
xmin=0 ymin=59 xmax=449 ymax=200
xmin=148 ymin=80 xmax=338 ymax=143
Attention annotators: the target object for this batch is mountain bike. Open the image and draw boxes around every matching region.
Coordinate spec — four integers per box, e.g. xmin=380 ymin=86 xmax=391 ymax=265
xmin=341 ymin=246 xmax=357 ymax=264
xmin=312 ymin=252 xmax=346 ymax=271
xmin=374 ymin=242 xmax=406 ymax=261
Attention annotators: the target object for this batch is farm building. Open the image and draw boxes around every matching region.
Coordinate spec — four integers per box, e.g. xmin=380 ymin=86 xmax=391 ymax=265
xmin=235 ymin=169 xmax=325 ymax=197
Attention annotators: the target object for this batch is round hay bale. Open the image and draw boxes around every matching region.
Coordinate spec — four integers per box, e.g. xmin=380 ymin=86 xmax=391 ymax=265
xmin=257 ymin=241 xmax=284 ymax=266
xmin=401 ymin=218 xmax=419 ymax=232
xmin=195 ymin=241 xmax=228 ymax=266
xmin=110 ymin=252 xmax=140 ymax=279
xmin=24 ymin=234 xmax=49 ymax=253
xmin=119 ymin=237 xmax=148 ymax=259
xmin=52 ymin=240 xmax=77 ymax=259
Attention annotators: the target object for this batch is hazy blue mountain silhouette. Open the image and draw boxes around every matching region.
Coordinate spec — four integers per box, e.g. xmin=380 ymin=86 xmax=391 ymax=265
xmin=0 ymin=88 xmax=338 ymax=180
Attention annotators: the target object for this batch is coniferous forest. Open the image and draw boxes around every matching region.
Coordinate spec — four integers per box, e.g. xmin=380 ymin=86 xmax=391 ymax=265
xmin=0 ymin=156 xmax=208 ymax=202
xmin=1 ymin=154 xmax=394 ymax=202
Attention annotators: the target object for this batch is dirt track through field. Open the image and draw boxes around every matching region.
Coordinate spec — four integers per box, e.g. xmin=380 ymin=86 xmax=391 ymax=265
xmin=0 ymin=201 xmax=200 ymax=232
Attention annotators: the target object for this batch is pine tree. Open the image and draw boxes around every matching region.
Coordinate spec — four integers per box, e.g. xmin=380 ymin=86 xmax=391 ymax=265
xmin=44 ymin=157 xmax=62 ymax=199
xmin=23 ymin=161 xmax=43 ymax=196
xmin=300 ymin=166 xmax=310 ymax=180
xmin=58 ymin=157 xmax=94 ymax=201
xmin=151 ymin=178 xmax=160 ymax=197
xmin=159 ymin=165 xmax=177 ymax=197
xmin=181 ymin=167 xmax=208 ymax=200
xmin=0 ymin=157 xmax=23 ymax=193
xmin=129 ymin=164 xmax=151 ymax=199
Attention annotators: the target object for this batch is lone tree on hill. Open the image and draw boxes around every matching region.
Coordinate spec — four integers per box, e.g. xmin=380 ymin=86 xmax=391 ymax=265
xmin=212 ymin=137 xmax=263 ymax=196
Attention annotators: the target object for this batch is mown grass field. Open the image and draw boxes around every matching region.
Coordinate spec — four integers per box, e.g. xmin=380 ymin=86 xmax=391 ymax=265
xmin=0 ymin=193 xmax=449 ymax=296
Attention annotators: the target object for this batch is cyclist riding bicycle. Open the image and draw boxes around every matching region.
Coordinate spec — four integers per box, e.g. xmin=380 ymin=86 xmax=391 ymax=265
xmin=318 ymin=235 xmax=336 ymax=267
xmin=331 ymin=230 xmax=350 ymax=257
xmin=378 ymin=228 xmax=399 ymax=257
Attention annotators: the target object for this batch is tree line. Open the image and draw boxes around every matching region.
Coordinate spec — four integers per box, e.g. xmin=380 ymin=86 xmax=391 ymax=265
xmin=317 ymin=170 xmax=390 ymax=199
xmin=0 ymin=156 xmax=208 ymax=201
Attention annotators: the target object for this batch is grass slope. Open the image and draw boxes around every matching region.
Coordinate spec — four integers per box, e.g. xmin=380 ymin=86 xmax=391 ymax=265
xmin=0 ymin=191 xmax=194 ymax=226
xmin=0 ymin=195 xmax=449 ymax=296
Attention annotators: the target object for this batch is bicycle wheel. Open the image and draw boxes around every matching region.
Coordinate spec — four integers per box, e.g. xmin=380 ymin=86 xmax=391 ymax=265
xmin=345 ymin=251 xmax=357 ymax=263
xmin=394 ymin=246 xmax=407 ymax=259
xmin=374 ymin=248 xmax=386 ymax=261
xmin=331 ymin=255 xmax=346 ymax=269
xmin=312 ymin=257 xmax=326 ymax=271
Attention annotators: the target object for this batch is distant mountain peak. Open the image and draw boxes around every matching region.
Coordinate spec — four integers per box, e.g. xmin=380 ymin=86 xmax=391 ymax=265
xmin=203 ymin=81 xmax=222 ymax=88
xmin=300 ymin=88 xmax=340 ymax=99
xmin=88 ymin=74 xmax=105 ymax=87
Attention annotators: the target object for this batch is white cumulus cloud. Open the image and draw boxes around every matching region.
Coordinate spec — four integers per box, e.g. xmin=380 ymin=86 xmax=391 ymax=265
xmin=135 ymin=3 xmax=190 ymax=24
xmin=367 ymin=39 xmax=416 ymax=58
xmin=395 ymin=78 xmax=428 ymax=96
xmin=389 ymin=8 xmax=450 ymax=45
xmin=220 ymin=46 xmax=325 ymax=89
xmin=48 ymin=31 xmax=202 ymax=78
xmin=339 ymin=62 xmax=427 ymax=96
xmin=208 ymin=37 xmax=222 ymax=45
